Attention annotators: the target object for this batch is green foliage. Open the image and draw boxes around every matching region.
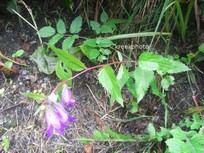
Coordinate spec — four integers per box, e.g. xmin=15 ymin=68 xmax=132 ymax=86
xmin=164 ymin=0 xmax=195 ymax=41
xmin=98 ymin=66 xmax=123 ymax=106
xmin=78 ymin=127 xmax=136 ymax=144
xmin=79 ymin=114 xmax=204 ymax=153
xmin=90 ymin=11 xmax=120 ymax=34
xmin=21 ymin=92 xmax=46 ymax=103
xmin=1 ymin=136 xmax=10 ymax=152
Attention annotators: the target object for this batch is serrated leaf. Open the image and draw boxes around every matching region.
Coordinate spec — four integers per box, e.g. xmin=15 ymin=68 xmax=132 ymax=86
xmin=148 ymin=123 xmax=156 ymax=137
xmin=70 ymin=16 xmax=82 ymax=34
xmin=139 ymin=52 xmax=190 ymax=74
xmin=90 ymin=21 xmax=101 ymax=32
xmin=48 ymin=34 xmax=64 ymax=45
xmin=39 ymin=26 xmax=55 ymax=38
xmin=170 ymin=127 xmax=187 ymax=141
xmin=56 ymin=61 xmax=72 ymax=86
xmin=98 ymin=66 xmax=123 ymax=106
xmin=166 ymin=138 xmax=186 ymax=153
xmin=100 ymin=48 xmax=112 ymax=55
xmin=62 ymin=35 xmax=78 ymax=51
xmin=100 ymin=11 xmax=109 ymax=23
xmin=133 ymin=67 xmax=155 ymax=102
xmin=48 ymin=44 xmax=86 ymax=71
xmin=150 ymin=79 xmax=162 ymax=98
xmin=116 ymin=65 xmax=129 ymax=89
xmin=22 ymin=92 xmax=46 ymax=103
xmin=57 ymin=19 xmax=66 ymax=34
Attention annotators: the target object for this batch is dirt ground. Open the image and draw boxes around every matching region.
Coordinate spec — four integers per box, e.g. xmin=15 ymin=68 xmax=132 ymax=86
xmin=1 ymin=1 xmax=204 ymax=153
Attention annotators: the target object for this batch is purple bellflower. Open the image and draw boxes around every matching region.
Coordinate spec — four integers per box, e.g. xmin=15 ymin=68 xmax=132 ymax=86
xmin=45 ymin=86 xmax=76 ymax=138
xmin=61 ymin=85 xmax=76 ymax=108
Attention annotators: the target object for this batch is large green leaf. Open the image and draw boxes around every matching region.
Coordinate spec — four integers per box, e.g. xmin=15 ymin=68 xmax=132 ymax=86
xmin=133 ymin=67 xmax=155 ymax=102
xmin=39 ymin=26 xmax=55 ymax=38
xmin=98 ymin=66 xmax=123 ymax=106
xmin=69 ymin=16 xmax=82 ymax=34
xmin=30 ymin=47 xmax=57 ymax=74
xmin=48 ymin=44 xmax=86 ymax=71
xmin=139 ymin=52 xmax=190 ymax=74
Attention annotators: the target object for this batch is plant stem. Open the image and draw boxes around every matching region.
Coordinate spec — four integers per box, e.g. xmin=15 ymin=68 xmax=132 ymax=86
xmin=52 ymin=60 xmax=136 ymax=93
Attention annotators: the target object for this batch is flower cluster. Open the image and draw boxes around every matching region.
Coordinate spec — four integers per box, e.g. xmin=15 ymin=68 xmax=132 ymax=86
xmin=45 ymin=85 xmax=76 ymax=138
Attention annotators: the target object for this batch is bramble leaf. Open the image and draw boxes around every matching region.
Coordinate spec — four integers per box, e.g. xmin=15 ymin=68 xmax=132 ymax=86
xmin=133 ymin=67 xmax=155 ymax=102
xmin=98 ymin=66 xmax=123 ymax=106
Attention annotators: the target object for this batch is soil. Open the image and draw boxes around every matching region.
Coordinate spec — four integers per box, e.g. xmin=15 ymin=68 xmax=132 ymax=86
xmin=0 ymin=1 xmax=204 ymax=153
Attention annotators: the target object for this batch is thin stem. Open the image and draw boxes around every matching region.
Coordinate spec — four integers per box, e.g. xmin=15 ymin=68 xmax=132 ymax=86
xmin=52 ymin=60 xmax=136 ymax=93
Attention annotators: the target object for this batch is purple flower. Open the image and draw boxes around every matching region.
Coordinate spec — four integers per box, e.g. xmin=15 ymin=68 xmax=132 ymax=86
xmin=61 ymin=85 xmax=76 ymax=108
xmin=45 ymin=102 xmax=76 ymax=138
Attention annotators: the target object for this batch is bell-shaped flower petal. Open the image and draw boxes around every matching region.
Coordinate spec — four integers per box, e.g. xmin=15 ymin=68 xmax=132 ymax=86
xmin=61 ymin=85 xmax=76 ymax=108
xmin=45 ymin=107 xmax=64 ymax=138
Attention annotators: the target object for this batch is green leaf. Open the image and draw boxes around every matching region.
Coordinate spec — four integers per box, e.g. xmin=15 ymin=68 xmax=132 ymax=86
xmin=93 ymin=130 xmax=110 ymax=140
xmin=150 ymin=79 xmax=162 ymax=98
xmin=96 ymin=37 xmax=114 ymax=47
xmin=89 ymin=49 xmax=100 ymax=59
xmin=55 ymin=61 xmax=72 ymax=86
xmin=48 ymin=34 xmax=64 ymax=46
xmin=133 ymin=67 xmax=155 ymax=102
xmin=170 ymin=127 xmax=187 ymax=140
xmin=84 ymin=39 xmax=97 ymax=47
xmin=100 ymin=25 xmax=113 ymax=34
xmin=70 ymin=16 xmax=82 ymax=34
xmin=166 ymin=138 xmax=186 ymax=153
xmin=39 ymin=26 xmax=55 ymax=38
xmin=22 ymin=92 xmax=46 ymax=103
xmin=139 ymin=52 xmax=190 ymax=74
xmin=100 ymin=11 xmax=109 ymax=23
xmin=90 ymin=21 xmax=101 ymax=33
xmin=5 ymin=61 xmax=13 ymax=69
xmin=48 ymin=44 xmax=86 ymax=71
xmin=98 ymin=66 xmax=123 ymax=106
xmin=161 ymin=76 xmax=175 ymax=91
xmin=105 ymin=127 xmax=133 ymax=139
xmin=128 ymin=101 xmax=138 ymax=114
xmin=198 ymin=43 xmax=204 ymax=53
xmin=148 ymin=123 xmax=156 ymax=138
xmin=56 ymin=19 xmax=66 ymax=34
xmin=2 ymin=136 xmax=10 ymax=152
xmin=100 ymin=48 xmax=112 ymax=55
xmin=30 ymin=47 xmax=57 ymax=74
xmin=62 ymin=35 xmax=79 ymax=51
xmin=116 ymin=65 xmax=129 ymax=89
xmin=12 ymin=49 xmax=24 ymax=58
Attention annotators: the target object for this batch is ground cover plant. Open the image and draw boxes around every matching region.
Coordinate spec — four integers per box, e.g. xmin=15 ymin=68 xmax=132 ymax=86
xmin=0 ymin=0 xmax=204 ymax=152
